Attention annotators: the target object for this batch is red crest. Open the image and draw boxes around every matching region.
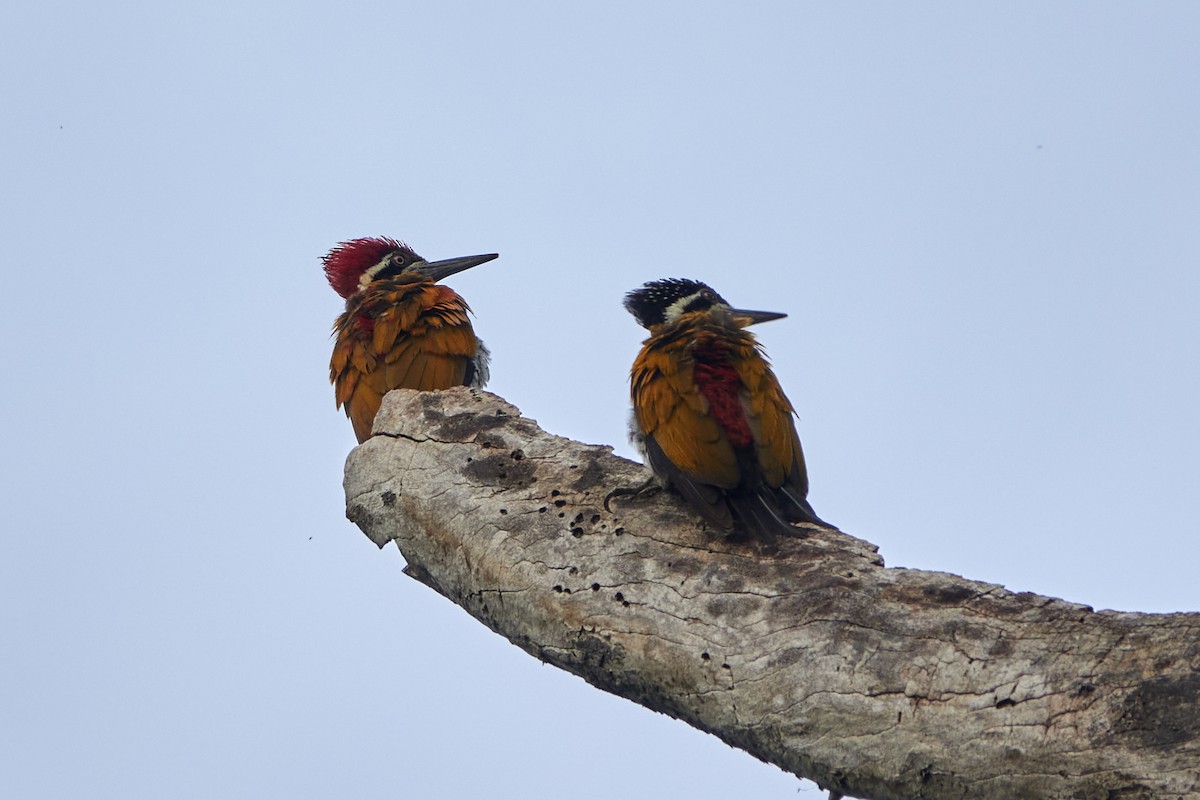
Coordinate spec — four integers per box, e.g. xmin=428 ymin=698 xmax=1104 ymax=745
xmin=322 ymin=237 xmax=410 ymax=299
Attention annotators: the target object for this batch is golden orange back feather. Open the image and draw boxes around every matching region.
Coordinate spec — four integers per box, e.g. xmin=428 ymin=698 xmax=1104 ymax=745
xmin=330 ymin=277 xmax=480 ymax=442
xmin=632 ymin=337 xmax=738 ymax=489
xmin=630 ymin=313 xmax=817 ymax=533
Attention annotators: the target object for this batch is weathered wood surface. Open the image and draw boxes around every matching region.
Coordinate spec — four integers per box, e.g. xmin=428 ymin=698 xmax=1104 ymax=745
xmin=343 ymin=387 xmax=1200 ymax=800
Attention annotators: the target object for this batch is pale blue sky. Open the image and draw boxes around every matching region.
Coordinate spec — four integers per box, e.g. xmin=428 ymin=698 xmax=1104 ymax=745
xmin=3 ymin=2 xmax=1198 ymax=798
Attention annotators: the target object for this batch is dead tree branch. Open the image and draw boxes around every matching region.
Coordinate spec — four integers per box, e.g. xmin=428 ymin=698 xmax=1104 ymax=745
xmin=343 ymin=387 xmax=1200 ymax=800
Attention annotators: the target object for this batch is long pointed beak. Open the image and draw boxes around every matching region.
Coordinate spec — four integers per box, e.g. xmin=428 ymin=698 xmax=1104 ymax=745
xmin=729 ymin=307 xmax=787 ymax=328
xmin=418 ymin=253 xmax=499 ymax=282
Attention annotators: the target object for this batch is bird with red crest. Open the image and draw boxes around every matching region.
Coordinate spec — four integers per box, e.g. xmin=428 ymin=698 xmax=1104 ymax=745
xmin=324 ymin=236 xmax=497 ymax=442
xmin=615 ymin=278 xmax=833 ymax=541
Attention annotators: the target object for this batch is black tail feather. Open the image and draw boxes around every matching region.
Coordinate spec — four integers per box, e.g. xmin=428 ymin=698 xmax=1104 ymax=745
xmin=729 ymin=447 xmax=835 ymax=538
xmin=727 ymin=491 xmax=804 ymax=542
xmin=775 ymin=483 xmax=835 ymax=529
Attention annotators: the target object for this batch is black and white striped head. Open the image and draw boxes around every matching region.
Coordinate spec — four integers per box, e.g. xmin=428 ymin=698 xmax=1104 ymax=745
xmin=623 ymin=278 xmax=786 ymax=330
xmin=622 ymin=279 xmax=728 ymax=328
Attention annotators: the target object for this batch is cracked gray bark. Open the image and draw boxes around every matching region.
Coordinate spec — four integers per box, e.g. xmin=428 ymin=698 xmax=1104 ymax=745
xmin=343 ymin=387 xmax=1200 ymax=800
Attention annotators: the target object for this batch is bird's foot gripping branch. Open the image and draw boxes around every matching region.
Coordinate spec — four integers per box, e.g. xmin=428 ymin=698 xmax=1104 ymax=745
xmin=343 ymin=387 xmax=1200 ymax=800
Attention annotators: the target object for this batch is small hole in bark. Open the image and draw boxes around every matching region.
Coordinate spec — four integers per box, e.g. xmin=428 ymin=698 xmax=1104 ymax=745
xmin=995 ymin=697 xmax=1016 ymax=709
xmin=510 ymin=449 xmax=524 ymax=460
xmin=571 ymin=527 xmax=584 ymax=537
xmin=466 ymin=457 xmax=473 ymax=462
xmin=614 ymin=527 xmax=625 ymax=536
xmin=613 ymin=592 xmax=624 ymax=602
xmin=572 ymin=513 xmax=584 ymax=524
xmin=552 ymin=585 xmax=563 ymax=593
xmin=558 ymin=512 xmax=565 ymax=518
xmin=721 ymin=663 xmax=731 ymax=670
xmin=538 ymin=507 xmax=547 ymax=513
xmin=499 ymin=509 xmax=507 ymax=515
xmin=591 ymin=583 xmax=600 ymax=591
xmin=568 ymin=567 xmax=578 ymax=575
xmin=590 ymin=514 xmax=600 ymax=524
xmin=554 ymin=499 xmax=567 ymax=507
xmin=701 ymin=652 xmax=710 ymax=661
xmin=551 ymin=490 xmax=561 ymax=497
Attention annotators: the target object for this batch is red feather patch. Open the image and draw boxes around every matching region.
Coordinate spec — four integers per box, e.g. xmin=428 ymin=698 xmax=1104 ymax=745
xmin=692 ymin=343 xmax=752 ymax=448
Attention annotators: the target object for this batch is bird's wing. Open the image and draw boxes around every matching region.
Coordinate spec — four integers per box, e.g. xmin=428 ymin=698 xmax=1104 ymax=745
xmin=329 ymin=283 xmax=478 ymax=442
xmin=330 ymin=311 xmax=383 ymax=442
xmin=368 ymin=284 xmax=476 ymax=391
xmin=375 ymin=325 xmax=474 ymax=392
xmin=632 ymin=342 xmax=741 ymax=489
xmin=641 ymin=434 xmax=733 ymax=531
xmin=631 ymin=337 xmax=742 ymax=529
xmin=736 ymin=353 xmax=829 ymax=526
xmin=736 ymin=352 xmax=805 ymax=492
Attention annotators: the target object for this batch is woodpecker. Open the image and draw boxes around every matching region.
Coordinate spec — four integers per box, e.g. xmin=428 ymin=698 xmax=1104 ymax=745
xmin=618 ymin=278 xmax=832 ymax=540
xmin=324 ymin=237 xmax=497 ymax=443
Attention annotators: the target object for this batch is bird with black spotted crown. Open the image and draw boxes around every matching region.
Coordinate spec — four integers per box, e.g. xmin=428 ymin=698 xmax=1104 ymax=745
xmin=613 ymin=278 xmax=834 ymax=541
xmin=324 ymin=237 xmax=497 ymax=442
